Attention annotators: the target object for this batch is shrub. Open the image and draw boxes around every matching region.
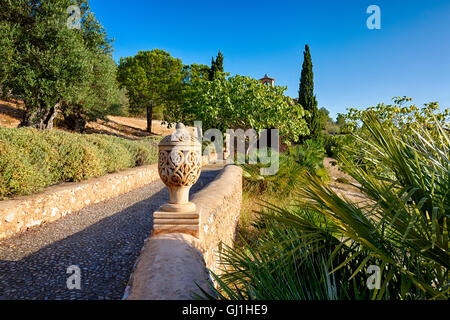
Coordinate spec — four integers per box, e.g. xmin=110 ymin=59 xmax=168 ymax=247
xmin=287 ymin=139 xmax=329 ymax=181
xmin=0 ymin=128 xmax=60 ymax=183
xmin=242 ymin=152 xmax=305 ymax=198
xmin=84 ymin=134 xmax=134 ymax=172
xmin=210 ymin=111 xmax=449 ymax=300
xmin=198 ymin=216 xmax=373 ymax=300
xmin=334 ymin=97 xmax=449 ymax=166
xmin=288 ymin=140 xmax=326 ymax=170
xmin=241 ymin=140 xmax=329 ymax=199
xmin=322 ymin=133 xmax=338 ymax=157
xmin=278 ymin=113 xmax=448 ymax=299
xmin=0 ymin=141 xmax=46 ymax=197
xmin=106 ymin=135 xmax=159 ymax=166
xmin=0 ymin=128 xmax=159 ymax=198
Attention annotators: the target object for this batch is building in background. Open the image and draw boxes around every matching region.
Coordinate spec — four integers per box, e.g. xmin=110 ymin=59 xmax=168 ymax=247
xmin=259 ymin=74 xmax=275 ymax=86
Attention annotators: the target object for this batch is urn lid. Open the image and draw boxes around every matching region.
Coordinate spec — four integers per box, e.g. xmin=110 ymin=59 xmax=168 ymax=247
xmin=158 ymin=123 xmax=202 ymax=147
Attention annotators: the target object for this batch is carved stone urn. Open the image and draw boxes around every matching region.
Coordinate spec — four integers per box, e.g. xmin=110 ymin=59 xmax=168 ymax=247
xmin=157 ymin=123 xmax=202 ymax=213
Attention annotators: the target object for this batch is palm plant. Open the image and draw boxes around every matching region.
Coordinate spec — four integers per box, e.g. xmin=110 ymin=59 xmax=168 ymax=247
xmin=241 ymin=149 xmax=305 ymax=198
xmin=196 ymin=218 xmax=343 ymax=300
xmin=202 ymin=111 xmax=448 ymax=300
xmin=279 ymin=112 xmax=449 ymax=299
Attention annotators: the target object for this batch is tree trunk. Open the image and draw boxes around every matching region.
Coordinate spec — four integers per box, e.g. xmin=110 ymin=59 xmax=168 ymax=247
xmin=42 ymin=104 xmax=60 ymax=130
xmin=146 ymin=104 xmax=153 ymax=133
xmin=19 ymin=102 xmax=60 ymax=130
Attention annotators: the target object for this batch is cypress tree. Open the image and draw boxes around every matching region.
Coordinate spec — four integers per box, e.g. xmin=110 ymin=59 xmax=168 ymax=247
xmin=298 ymin=44 xmax=320 ymax=140
xmin=208 ymin=50 xmax=224 ymax=81
xmin=215 ymin=50 xmax=224 ymax=74
xmin=208 ymin=56 xmax=216 ymax=81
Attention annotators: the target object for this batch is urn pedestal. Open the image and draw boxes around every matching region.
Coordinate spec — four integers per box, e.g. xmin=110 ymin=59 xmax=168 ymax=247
xmin=153 ymin=123 xmax=202 ymax=237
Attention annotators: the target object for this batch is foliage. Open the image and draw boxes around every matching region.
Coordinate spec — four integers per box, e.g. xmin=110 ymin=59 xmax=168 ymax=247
xmin=107 ymin=88 xmax=130 ymax=117
xmin=0 ymin=0 xmax=122 ymax=130
xmin=166 ymin=74 xmax=308 ymax=143
xmin=342 ymin=97 xmax=449 ymax=134
xmin=241 ymin=141 xmax=328 ymax=205
xmin=198 ymin=221 xmax=341 ymax=300
xmin=62 ymin=53 xmax=123 ymax=130
xmin=318 ymin=107 xmax=341 ymax=135
xmin=278 ymin=113 xmax=449 ymax=299
xmin=209 ymin=50 xmax=225 ymax=81
xmin=241 ymin=150 xmax=305 ymax=198
xmin=0 ymin=128 xmax=159 ymax=199
xmin=182 ymin=63 xmax=210 ymax=83
xmin=287 ymin=139 xmax=328 ymax=180
xmin=117 ymin=49 xmax=184 ymax=132
xmin=334 ymin=97 xmax=450 ymax=168
xmin=205 ymin=111 xmax=449 ymax=300
xmin=298 ymin=44 xmax=320 ymax=140
xmin=198 ymin=214 xmax=377 ymax=300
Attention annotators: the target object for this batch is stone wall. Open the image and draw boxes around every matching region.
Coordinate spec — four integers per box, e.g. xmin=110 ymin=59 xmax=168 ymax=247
xmin=192 ymin=165 xmax=243 ymax=276
xmin=125 ymin=164 xmax=243 ymax=299
xmin=0 ymin=154 xmax=215 ymax=241
xmin=0 ymin=164 xmax=160 ymax=241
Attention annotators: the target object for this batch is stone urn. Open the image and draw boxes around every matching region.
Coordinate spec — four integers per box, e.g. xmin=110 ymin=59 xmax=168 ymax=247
xmin=157 ymin=123 xmax=202 ymax=213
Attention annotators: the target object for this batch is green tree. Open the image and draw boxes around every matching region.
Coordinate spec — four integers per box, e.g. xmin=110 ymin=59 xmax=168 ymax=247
xmin=117 ymin=49 xmax=183 ymax=132
xmin=318 ymin=107 xmax=332 ymax=130
xmin=334 ymin=97 xmax=450 ymax=167
xmin=165 ymin=75 xmax=308 ymax=143
xmin=0 ymin=0 xmax=120 ymax=130
xmin=62 ymin=54 xmax=121 ymax=131
xmin=336 ymin=113 xmax=346 ymax=127
xmin=208 ymin=50 xmax=224 ymax=81
xmin=0 ymin=0 xmax=88 ymax=129
xmin=182 ymin=63 xmax=210 ymax=83
xmin=61 ymin=4 xmax=122 ymax=131
xmin=298 ymin=45 xmax=320 ymax=140
xmin=0 ymin=18 xmax=16 ymax=97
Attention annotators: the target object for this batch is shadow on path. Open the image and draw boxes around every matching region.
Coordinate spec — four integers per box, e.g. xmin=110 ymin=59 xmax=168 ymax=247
xmin=0 ymin=168 xmax=222 ymax=300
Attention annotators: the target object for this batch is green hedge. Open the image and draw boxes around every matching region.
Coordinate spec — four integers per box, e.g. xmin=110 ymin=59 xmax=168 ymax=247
xmin=0 ymin=128 xmax=160 ymax=199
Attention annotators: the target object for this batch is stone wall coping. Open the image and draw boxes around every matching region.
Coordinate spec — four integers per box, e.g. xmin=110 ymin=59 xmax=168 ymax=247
xmin=191 ymin=165 xmax=242 ymax=213
xmin=0 ymin=163 xmax=161 ymax=240
xmin=0 ymin=154 xmax=216 ymax=241
xmin=126 ymin=164 xmax=243 ymax=300
xmin=0 ymin=164 xmax=158 ymax=205
xmin=125 ymin=233 xmax=214 ymax=300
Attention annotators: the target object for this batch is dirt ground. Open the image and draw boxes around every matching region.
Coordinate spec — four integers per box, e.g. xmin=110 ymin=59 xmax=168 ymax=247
xmin=0 ymin=99 xmax=24 ymax=128
xmin=0 ymin=99 xmax=176 ymax=139
xmin=85 ymin=117 xmax=176 ymax=139
xmin=324 ymin=157 xmax=367 ymax=205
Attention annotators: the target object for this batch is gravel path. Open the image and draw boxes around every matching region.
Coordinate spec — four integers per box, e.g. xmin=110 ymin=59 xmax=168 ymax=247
xmin=0 ymin=166 xmax=222 ymax=300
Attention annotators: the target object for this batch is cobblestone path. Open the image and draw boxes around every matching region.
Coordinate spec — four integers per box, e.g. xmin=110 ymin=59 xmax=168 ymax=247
xmin=0 ymin=167 xmax=222 ymax=300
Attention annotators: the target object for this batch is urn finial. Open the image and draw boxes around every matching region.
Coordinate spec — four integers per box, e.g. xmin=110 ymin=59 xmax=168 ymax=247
xmin=157 ymin=123 xmax=202 ymax=213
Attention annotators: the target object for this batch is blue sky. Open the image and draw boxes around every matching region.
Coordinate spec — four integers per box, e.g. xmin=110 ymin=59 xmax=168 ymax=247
xmin=90 ymin=0 xmax=450 ymax=119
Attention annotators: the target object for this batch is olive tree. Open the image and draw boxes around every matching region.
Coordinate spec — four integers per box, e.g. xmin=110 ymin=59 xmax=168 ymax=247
xmin=0 ymin=0 xmax=121 ymax=130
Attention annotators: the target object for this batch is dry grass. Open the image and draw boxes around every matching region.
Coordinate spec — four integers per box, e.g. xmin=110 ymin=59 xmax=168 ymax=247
xmin=237 ymin=157 xmax=369 ymax=245
xmin=0 ymin=99 xmax=178 ymax=139
xmin=324 ymin=157 xmax=368 ymax=206
xmin=0 ymin=99 xmax=24 ymax=128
